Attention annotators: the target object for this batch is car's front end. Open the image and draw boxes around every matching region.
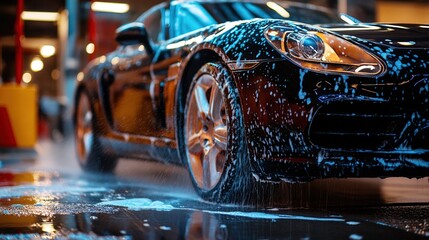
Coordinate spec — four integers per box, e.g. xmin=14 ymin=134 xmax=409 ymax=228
xmin=211 ymin=20 xmax=429 ymax=181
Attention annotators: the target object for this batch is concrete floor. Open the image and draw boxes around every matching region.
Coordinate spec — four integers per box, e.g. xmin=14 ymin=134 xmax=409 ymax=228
xmin=0 ymin=134 xmax=428 ymax=237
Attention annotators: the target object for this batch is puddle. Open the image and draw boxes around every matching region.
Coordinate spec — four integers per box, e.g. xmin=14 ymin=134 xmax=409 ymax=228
xmin=97 ymin=197 xmax=345 ymax=222
xmin=0 ymin=233 xmax=131 ymax=240
xmin=97 ymin=198 xmax=174 ymax=211
xmin=0 ymin=203 xmax=118 ymax=217
xmin=0 ymin=185 xmax=108 ymax=199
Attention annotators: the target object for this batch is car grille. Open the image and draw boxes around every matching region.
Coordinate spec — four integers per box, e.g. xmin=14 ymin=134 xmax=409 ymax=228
xmin=308 ymin=101 xmax=406 ymax=150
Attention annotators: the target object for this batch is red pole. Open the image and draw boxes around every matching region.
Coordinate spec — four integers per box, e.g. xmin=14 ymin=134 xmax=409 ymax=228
xmin=15 ymin=0 xmax=24 ymax=85
xmin=88 ymin=0 xmax=96 ymax=60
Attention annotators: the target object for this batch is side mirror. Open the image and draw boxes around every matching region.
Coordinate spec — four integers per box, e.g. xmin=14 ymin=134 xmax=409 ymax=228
xmin=115 ymin=22 xmax=153 ymax=54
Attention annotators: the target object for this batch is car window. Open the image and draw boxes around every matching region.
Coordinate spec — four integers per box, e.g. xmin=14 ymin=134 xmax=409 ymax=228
xmin=141 ymin=8 xmax=164 ymax=44
xmin=175 ymin=3 xmax=217 ymax=35
xmin=174 ymin=1 xmax=344 ymax=36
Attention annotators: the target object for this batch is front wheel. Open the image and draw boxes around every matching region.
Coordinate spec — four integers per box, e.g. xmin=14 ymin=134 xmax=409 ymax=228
xmin=181 ymin=62 xmax=253 ymax=203
xmin=74 ymin=90 xmax=117 ymax=173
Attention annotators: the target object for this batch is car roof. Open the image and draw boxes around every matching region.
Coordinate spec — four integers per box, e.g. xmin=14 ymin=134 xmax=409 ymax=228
xmin=137 ymin=0 xmax=341 ymax=25
xmin=169 ymin=0 xmax=336 ymax=15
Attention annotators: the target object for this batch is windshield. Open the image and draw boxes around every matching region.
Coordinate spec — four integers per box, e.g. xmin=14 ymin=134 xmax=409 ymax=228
xmin=174 ymin=1 xmax=345 ymax=36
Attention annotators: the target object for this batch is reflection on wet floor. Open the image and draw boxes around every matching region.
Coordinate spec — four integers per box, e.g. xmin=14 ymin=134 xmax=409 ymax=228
xmin=0 ymin=170 xmax=426 ymax=239
xmin=5 ymin=137 xmax=428 ymax=207
xmin=0 ymin=171 xmax=59 ymax=187
xmin=0 ymin=137 xmax=428 ymax=238
xmin=115 ymin=158 xmax=429 ymax=208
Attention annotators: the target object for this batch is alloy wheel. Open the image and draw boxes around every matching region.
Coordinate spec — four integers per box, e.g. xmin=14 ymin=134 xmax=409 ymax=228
xmin=75 ymin=93 xmax=94 ymax=165
xmin=185 ymin=74 xmax=228 ymax=190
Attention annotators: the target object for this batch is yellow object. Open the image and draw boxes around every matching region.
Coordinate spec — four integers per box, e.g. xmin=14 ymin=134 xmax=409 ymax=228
xmin=0 ymin=83 xmax=38 ymax=148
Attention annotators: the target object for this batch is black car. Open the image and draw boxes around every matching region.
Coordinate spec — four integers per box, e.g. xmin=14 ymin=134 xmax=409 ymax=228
xmin=74 ymin=0 xmax=429 ymax=202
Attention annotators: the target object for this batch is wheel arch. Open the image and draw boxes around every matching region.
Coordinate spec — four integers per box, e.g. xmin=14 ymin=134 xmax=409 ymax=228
xmin=174 ymin=54 xmax=257 ymax=202
xmin=175 ymin=45 xmax=232 ymax=165
xmin=73 ymin=77 xmax=111 ymax=137
xmin=74 ymin=81 xmax=119 ymax=173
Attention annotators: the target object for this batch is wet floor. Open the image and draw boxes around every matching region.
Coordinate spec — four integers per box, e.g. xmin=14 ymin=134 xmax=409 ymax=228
xmin=0 ymin=137 xmax=428 ymax=239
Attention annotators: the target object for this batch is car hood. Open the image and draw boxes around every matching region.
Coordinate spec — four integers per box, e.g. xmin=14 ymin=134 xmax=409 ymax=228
xmin=320 ymin=23 xmax=429 ymax=48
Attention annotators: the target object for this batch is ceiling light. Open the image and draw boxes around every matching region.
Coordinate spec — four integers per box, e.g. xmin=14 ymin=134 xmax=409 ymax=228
xmin=40 ymin=45 xmax=56 ymax=58
xmin=31 ymin=57 xmax=44 ymax=72
xmin=91 ymin=2 xmax=130 ymax=13
xmin=21 ymin=11 xmax=59 ymax=22
xmin=23 ymin=73 xmax=32 ymax=83
xmin=86 ymin=43 xmax=95 ymax=54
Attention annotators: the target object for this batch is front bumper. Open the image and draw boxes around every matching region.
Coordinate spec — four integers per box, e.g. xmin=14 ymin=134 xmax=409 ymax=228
xmin=232 ymin=60 xmax=429 ymax=181
xmin=256 ymin=148 xmax=429 ymax=182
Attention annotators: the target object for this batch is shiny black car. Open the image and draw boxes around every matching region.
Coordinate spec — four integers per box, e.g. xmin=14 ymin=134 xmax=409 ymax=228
xmin=74 ymin=0 xmax=429 ymax=202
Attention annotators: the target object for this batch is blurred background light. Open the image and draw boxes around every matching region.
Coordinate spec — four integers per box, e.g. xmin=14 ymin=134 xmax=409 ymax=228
xmin=30 ymin=57 xmax=44 ymax=72
xmin=91 ymin=2 xmax=130 ymax=13
xmin=86 ymin=43 xmax=95 ymax=54
xmin=40 ymin=45 xmax=56 ymax=58
xmin=51 ymin=69 xmax=61 ymax=80
xmin=22 ymin=72 xmax=32 ymax=83
xmin=76 ymin=72 xmax=84 ymax=82
xmin=21 ymin=11 xmax=59 ymax=22
xmin=111 ymin=56 xmax=119 ymax=65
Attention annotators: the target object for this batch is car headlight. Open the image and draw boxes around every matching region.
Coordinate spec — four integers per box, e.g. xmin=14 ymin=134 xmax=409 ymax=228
xmin=265 ymin=25 xmax=384 ymax=76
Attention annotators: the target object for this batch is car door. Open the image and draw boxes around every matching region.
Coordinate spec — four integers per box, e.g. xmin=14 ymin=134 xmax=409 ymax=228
xmin=106 ymin=7 xmax=165 ymax=137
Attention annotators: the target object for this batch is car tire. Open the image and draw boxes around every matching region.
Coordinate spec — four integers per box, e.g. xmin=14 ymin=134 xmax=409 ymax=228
xmin=181 ymin=62 xmax=254 ymax=203
xmin=74 ymin=90 xmax=117 ymax=173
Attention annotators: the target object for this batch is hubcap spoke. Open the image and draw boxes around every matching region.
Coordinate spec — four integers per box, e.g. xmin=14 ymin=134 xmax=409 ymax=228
xmin=194 ymin=84 xmax=210 ymax=120
xmin=213 ymin=124 xmax=227 ymax=150
xmin=202 ymin=146 xmax=222 ymax=189
xmin=209 ymin=82 xmax=223 ymax=123
xmin=187 ymin=132 xmax=203 ymax=154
